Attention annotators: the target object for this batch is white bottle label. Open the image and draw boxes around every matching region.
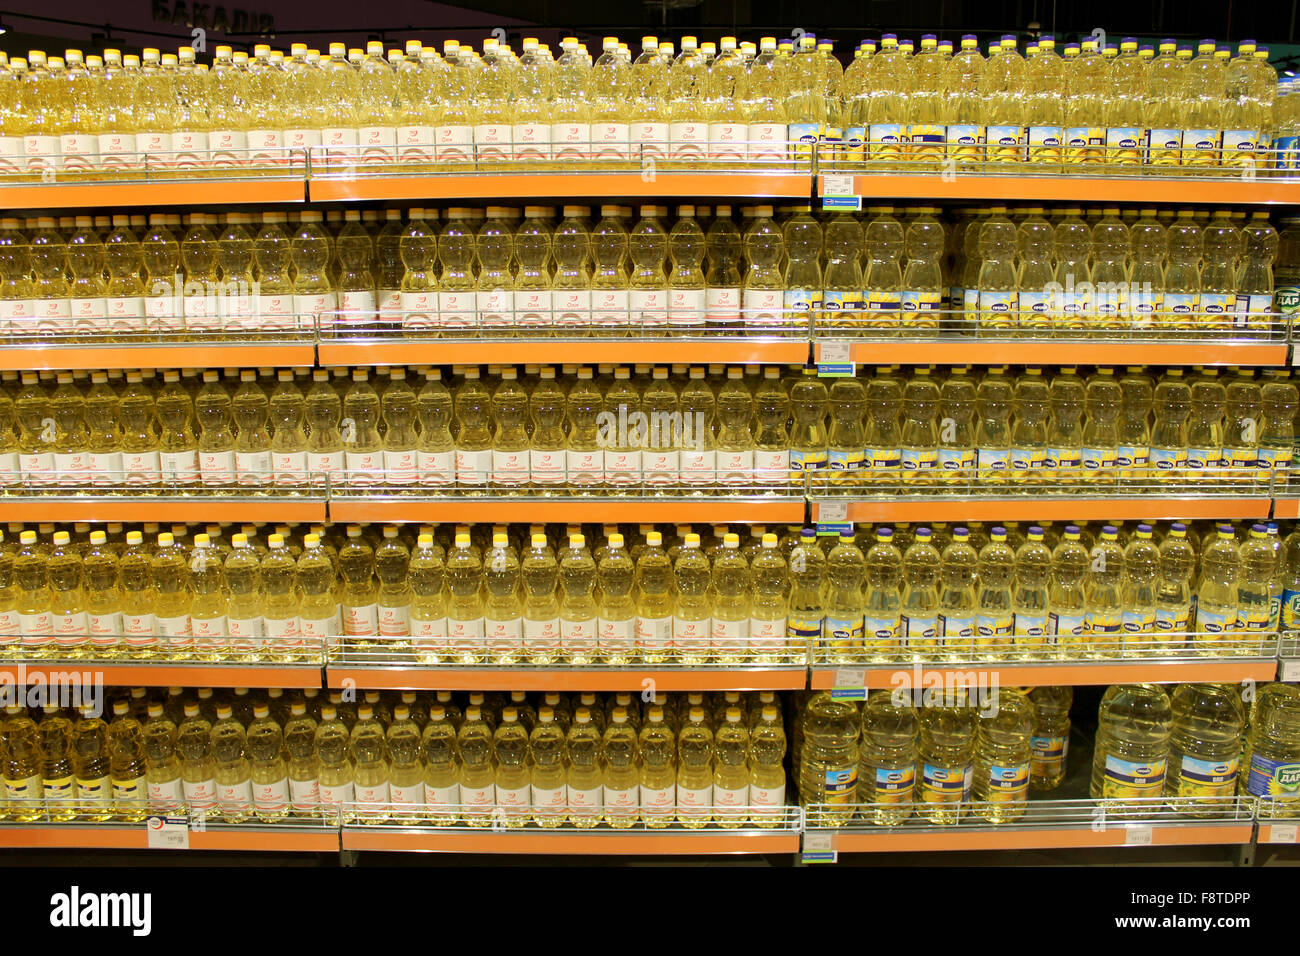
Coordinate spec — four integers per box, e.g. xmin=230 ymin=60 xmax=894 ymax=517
xmin=631 ymin=122 xmax=669 ymax=160
xmin=418 ymin=450 xmax=455 ymax=485
xmin=272 ymin=451 xmax=308 ymax=487
xmin=523 ymin=616 xmax=561 ymax=652
xmin=319 ymin=781 xmax=355 ymax=807
xmin=496 ymin=783 xmax=531 ymax=810
xmin=426 ymin=783 xmax=461 ymax=807
xmin=668 ymin=288 xmax=707 ymax=326
xmin=706 ymin=287 xmax=742 ymax=325
xmin=567 ymin=450 xmax=603 ymax=485
xmin=592 ymin=122 xmax=630 ymax=160
xmin=629 ymin=289 xmax=668 ymax=328
xmin=674 ymin=617 xmax=710 ymax=653
xmin=485 ymin=617 xmax=523 ymax=655
xmin=378 ymin=604 xmax=411 ymax=637
xmin=234 ymin=449 xmax=271 ymax=484
xmin=54 ymin=612 xmax=88 ymax=644
xmin=473 ymin=124 xmax=513 ymax=160
xmin=199 ymin=450 xmax=236 ymax=484
xmin=209 ymin=129 xmax=248 ymax=166
xmin=562 ymin=617 xmax=598 ymax=655
xmin=89 ymin=612 xmax=123 ymax=643
xmin=641 ymin=784 xmax=675 ymax=816
xmin=436 ymin=291 xmax=473 ymax=328
xmin=676 ymin=784 xmax=713 ymax=814
xmin=750 ymin=783 xmax=786 ymax=811
xmin=385 ymin=449 xmax=419 ymax=485
xmin=184 ymin=778 xmax=218 ymax=810
xmin=708 ymin=122 xmax=748 ymax=159
xmin=20 ymin=611 xmax=52 ymax=641
xmin=344 ymin=450 xmax=383 ymax=483
xmin=680 ymin=449 xmax=717 ymax=485
xmin=400 ymin=290 xmax=438 ymax=330
xmin=477 ymin=288 xmax=513 ymax=327
xmin=714 ymin=783 xmax=750 ymax=809
xmin=512 ymin=122 xmax=551 ymax=160
xmin=598 ymin=617 xmax=636 ymax=654
xmin=253 ymin=777 xmax=290 ymax=812
xmin=289 ymin=778 xmax=320 ymax=811
xmin=551 ymin=122 xmax=590 ymax=159
xmin=456 ymin=448 xmax=493 ymax=484
xmin=592 ymin=289 xmax=630 ymax=327
xmin=358 ymin=126 xmax=398 ymax=163
xmin=397 ymin=126 xmax=436 ymax=162
xmin=643 ymin=451 xmax=679 ymax=485
xmin=122 ymin=614 xmax=156 ymax=645
xmin=711 ymin=617 xmax=747 ymax=650
xmin=307 ymin=450 xmax=345 ymax=483
xmin=604 ymin=786 xmax=639 ymax=816
xmin=355 ymin=782 xmax=390 ymax=806
xmin=460 ymin=783 xmax=495 ymax=809
xmin=603 ymin=449 xmax=641 ymax=486
xmin=390 ymin=781 xmax=426 ymax=805
xmin=529 ymin=449 xmax=566 ymax=485
xmin=492 ymin=449 xmax=530 ymax=486
xmin=637 ymin=615 xmax=673 ymax=652
xmin=344 ymin=604 xmax=378 ymax=636
xmin=567 ymin=785 xmax=603 ymax=811
xmin=552 ymin=289 xmax=591 ymax=327
xmin=217 ymin=779 xmax=253 ymax=811
xmin=160 ymin=449 xmax=200 ymax=485
xmin=147 ymin=778 xmax=184 ymax=806
xmin=717 ymin=450 xmax=754 ymax=485
xmin=88 ymin=451 xmax=122 ymax=487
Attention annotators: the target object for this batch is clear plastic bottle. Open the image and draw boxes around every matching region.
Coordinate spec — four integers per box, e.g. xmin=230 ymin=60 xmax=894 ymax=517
xmin=676 ymin=706 xmax=715 ymax=828
xmin=973 ymin=688 xmax=1034 ymax=822
xmin=1197 ymin=523 xmax=1241 ymax=650
xmin=483 ymin=531 xmax=523 ymax=664
xmin=314 ymin=704 xmax=354 ymax=820
xmin=1028 ymin=686 xmax=1073 ymax=790
xmin=743 ymin=204 xmax=786 ymax=328
xmin=349 ymin=704 xmax=389 ymax=824
xmin=1121 ymin=525 xmax=1161 ymax=645
xmin=210 ymin=703 xmax=252 ymax=823
xmin=917 ymin=701 xmax=976 ymax=824
xmin=1149 ymin=368 xmax=1192 ymax=473
xmin=282 ymin=701 xmax=319 ymax=817
xmin=566 ymin=707 xmax=604 ymax=828
xmin=1241 ymin=683 xmax=1300 ymax=816
xmin=601 ymin=707 xmax=640 ymax=828
xmin=857 ymin=691 xmax=917 ymax=825
xmin=1048 ymin=526 xmax=1090 ymax=656
xmin=1157 ymin=523 xmax=1196 ymax=640
xmin=1166 ymin=683 xmax=1246 ymax=814
xmin=1090 ymin=684 xmax=1173 ymax=810
xmin=976 ymin=208 xmax=1019 ymax=335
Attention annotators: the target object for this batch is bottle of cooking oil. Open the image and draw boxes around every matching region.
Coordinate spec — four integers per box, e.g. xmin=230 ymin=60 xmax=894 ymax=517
xmin=14 ymin=529 xmax=51 ymax=659
xmin=711 ymin=707 xmax=751 ymax=827
xmin=1084 ymin=525 xmax=1124 ymax=655
xmin=521 ymin=706 xmax=564 ymax=827
xmin=565 ymin=708 xmax=604 ymax=828
xmin=194 ymin=371 xmax=235 ymax=487
xmin=1028 ymin=685 xmax=1073 ymax=790
xmin=443 ymin=532 xmax=483 ymax=663
xmin=210 ymin=703 xmax=252 ymax=823
xmin=2 ymin=705 xmax=42 ymax=822
xmin=1011 ymin=527 xmax=1052 ymax=656
xmin=176 ymin=703 xmax=216 ymax=816
xmin=1197 ymin=523 xmax=1240 ymax=651
xmin=282 ymin=701 xmax=319 ymax=817
xmin=856 ymin=690 xmax=917 ymax=825
xmin=799 ymin=693 xmax=859 ymax=826
xmin=675 ymin=706 xmax=714 ymax=828
xmin=373 ymin=525 xmax=411 ymax=644
xmin=489 ymin=707 xmax=530 ymax=825
xmin=148 ymin=532 xmax=191 ymax=657
xmin=1090 ymin=684 xmax=1173 ymax=810
xmin=187 ymin=533 xmax=227 ymax=661
xmin=515 ymin=532 xmax=561 ymax=665
xmin=46 ymin=530 xmax=86 ymax=658
xmin=637 ymin=705 xmax=677 ymax=826
xmin=140 ymin=702 xmax=181 ymax=815
xmin=1238 ymin=523 xmax=1276 ymax=636
xmin=338 ymin=525 xmax=377 ymax=645
xmin=296 ymin=533 xmax=337 ymax=650
xmin=746 ymin=705 xmax=786 ymax=826
xmin=972 ymin=688 xmax=1034 ymax=822
xmin=975 ymin=366 xmax=1014 ymax=478
xmin=1241 ymin=683 xmax=1300 ymax=814
xmin=37 ymin=706 xmax=76 ymax=822
xmin=416 ymin=705 xmax=457 ymax=825
xmin=483 ymin=531 xmax=523 ymax=664
xmin=823 ymin=532 xmax=865 ymax=663
xmin=1166 ymin=683 xmax=1245 ymax=814
xmin=224 ymin=534 xmax=262 ymax=659
xmin=935 ymin=528 xmax=977 ymax=660
xmin=601 ymin=707 xmax=640 ymax=827
xmin=917 ymin=701 xmax=975 ymax=824
xmin=974 ymin=526 xmax=1015 ymax=654
xmin=246 ymin=703 xmax=289 ymax=823
xmin=349 ymin=704 xmax=389 ymax=824
xmin=668 ymin=532 xmax=709 ymax=664
xmin=107 ymin=700 xmax=147 ymax=822
xmin=314 ymin=704 xmax=354 ymax=820
xmin=1156 ymin=523 xmax=1196 ymax=639
xmin=71 ymin=705 xmax=111 ymax=822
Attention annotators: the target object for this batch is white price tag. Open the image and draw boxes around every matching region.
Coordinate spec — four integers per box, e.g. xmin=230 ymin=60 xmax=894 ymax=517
xmin=1280 ymin=658 xmax=1300 ymax=683
xmin=802 ymin=830 xmax=838 ymax=863
xmin=146 ymin=814 xmax=190 ymax=849
xmin=819 ymin=499 xmax=848 ymax=523
xmin=822 ymin=174 xmax=854 ymax=197
xmin=820 ymin=339 xmax=852 ymax=364
xmin=1268 ymin=823 xmax=1298 ymax=844
xmin=1124 ymin=824 xmax=1153 ymax=846
xmin=831 ymin=667 xmax=867 ymax=701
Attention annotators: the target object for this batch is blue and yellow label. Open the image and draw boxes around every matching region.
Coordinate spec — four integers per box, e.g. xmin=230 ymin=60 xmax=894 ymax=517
xmin=1247 ymin=755 xmax=1300 ymax=800
xmin=866 ymin=291 xmax=902 ymax=313
xmin=1281 ymin=588 xmax=1300 ymax=629
xmin=866 ymin=447 xmax=902 ymax=472
xmin=824 ymin=615 xmax=864 ymax=645
xmin=823 ymin=289 xmax=863 ymax=315
xmin=901 ymin=448 xmax=938 ymax=471
xmin=1178 ymin=755 xmax=1238 ymax=797
xmin=828 ymin=448 xmax=865 ymax=471
xmin=874 ymin=765 xmax=916 ymax=803
xmin=791 ymin=449 xmax=828 ymax=471
xmin=1103 ymin=755 xmax=1166 ymax=799
xmin=938 ymin=448 xmax=975 ymax=472
xmin=921 ymin=763 xmax=969 ymax=803
xmin=986 ymin=762 xmax=1029 ymax=801
xmin=1031 ymin=736 xmax=1067 ymax=778
xmin=787 ymin=615 xmax=823 ymax=640
xmin=939 ymin=614 xmax=974 ymax=642
xmin=823 ymin=766 xmax=859 ymax=804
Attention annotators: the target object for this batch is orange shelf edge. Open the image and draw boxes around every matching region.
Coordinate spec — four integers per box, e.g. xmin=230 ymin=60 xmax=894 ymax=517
xmin=328 ymin=498 xmax=805 ymax=523
xmin=813 ymin=498 xmax=1272 ymax=523
xmin=0 ymin=498 xmax=327 ymax=523
xmin=309 ymin=171 xmax=812 ymax=203
xmin=1274 ymin=498 xmax=1300 ymax=519
xmin=0 ymin=662 xmax=324 ymax=688
xmin=340 ymin=827 xmax=799 ymax=855
xmin=1258 ymin=823 xmax=1300 ymax=844
xmin=810 ymin=659 xmax=1279 ymax=689
xmin=318 ymin=339 xmax=810 ymax=366
xmin=0 ymin=343 xmax=318 ymax=372
xmin=827 ymin=174 xmax=1300 ymax=206
xmin=0 ymin=825 xmax=338 ymax=851
xmin=827 ymin=823 xmax=1253 ymax=853
xmin=326 ymin=666 xmax=807 ymax=692
xmin=822 ymin=341 xmax=1288 ymax=367
xmin=0 ymin=178 xmax=306 ymax=210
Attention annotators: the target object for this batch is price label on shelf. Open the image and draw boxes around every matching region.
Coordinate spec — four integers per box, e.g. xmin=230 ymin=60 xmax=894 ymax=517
xmin=818 ymin=499 xmax=848 ymax=524
xmin=831 ymin=667 xmax=868 ymax=701
xmin=1267 ymin=824 xmax=1298 ymax=844
xmin=1123 ymin=824 xmax=1153 ymax=847
xmin=146 ymin=814 xmax=190 ymax=849
xmin=817 ymin=339 xmax=855 ymax=378
xmin=801 ymin=830 xmax=838 ymax=864
xmin=821 ymin=175 xmax=862 ymax=211
xmin=1280 ymin=658 xmax=1300 ymax=683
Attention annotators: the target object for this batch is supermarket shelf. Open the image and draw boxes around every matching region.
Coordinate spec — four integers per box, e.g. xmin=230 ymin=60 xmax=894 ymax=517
xmin=0 ymin=493 xmax=327 ymax=523
xmin=1276 ymin=634 xmax=1300 ymax=682
xmin=813 ymin=337 xmax=1289 ymax=368
xmin=1256 ymin=805 xmax=1300 ymax=844
xmin=809 ymin=634 xmax=1280 ymax=690
xmin=0 ymin=173 xmax=307 ymax=211
xmin=0 ymin=657 xmax=323 ymax=689
xmin=1274 ymin=497 xmax=1300 ymax=519
xmin=317 ymin=334 xmax=809 ymax=367
xmin=328 ymin=492 xmax=805 ymax=524
xmin=0 ymin=336 xmax=317 ymax=371
xmin=308 ymin=168 xmax=813 ymax=203
xmin=326 ymin=664 xmax=806 ymax=692
xmin=817 ymin=172 xmax=1300 ymax=206
xmin=0 ymin=820 xmax=338 ymax=851
xmin=339 ymin=805 xmax=803 ymax=855
xmin=804 ymin=798 xmax=1255 ymax=854
xmin=810 ymin=495 xmax=1273 ymax=523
